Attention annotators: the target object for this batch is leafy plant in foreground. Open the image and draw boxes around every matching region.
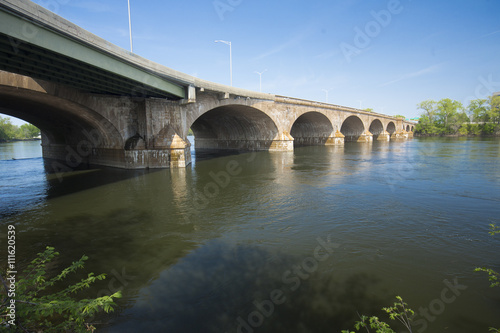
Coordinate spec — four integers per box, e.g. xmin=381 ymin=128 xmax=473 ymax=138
xmin=1 ymin=246 xmax=121 ymax=332
xmin=341 ymin=296 xmax=414 ymax=333
xmin=475 ymin=224 xmax=500 ymax=332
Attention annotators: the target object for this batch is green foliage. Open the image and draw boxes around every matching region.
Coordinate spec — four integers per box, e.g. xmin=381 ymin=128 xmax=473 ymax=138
xmin=0 ymin=116 xmax=40 ymax=141
xmin=467 ymin=99 xmax=488 ymax=122
xmin=341 ymin=296 xmax=414 ymax=333
xmin=19 ymin=124 xmax=40 ymax=139
xmin=416 ymin=100 xmax=436 ymax=122
xmin=474 ymin=224 xmax=499 ymax=332
xmin=364 ymin=108 xmax=374 ymax=112
xmin=488 ymin=96 xmax=500 ymax=124
xmin=466 ymin=124 xmax=482 ymax=136
xmin=435 ymin=98 xmax=465 ymax=134
xmin=415 ymin=96 xmax=500 ymax=136
xmin=393 ymin=115 xmax=406 ymax=119
xmin=1 ymin=246 xmax=121 ymax=332
xmin=0 ymin=117 xmax=18 ymax=141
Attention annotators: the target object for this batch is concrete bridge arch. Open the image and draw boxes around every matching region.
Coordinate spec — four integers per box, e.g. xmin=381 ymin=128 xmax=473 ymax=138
xmin=183 ymin=91 xmax=293 ymax=152
xmin=0 ymin=72 xmax=131 ymax=168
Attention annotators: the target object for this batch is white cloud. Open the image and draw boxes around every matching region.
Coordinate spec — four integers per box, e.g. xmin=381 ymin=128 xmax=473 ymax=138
xmin=379 ymin=64 xmax=443 ymax=87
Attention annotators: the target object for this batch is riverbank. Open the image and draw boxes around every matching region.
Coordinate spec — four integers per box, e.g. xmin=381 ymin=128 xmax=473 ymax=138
xmin=0 ymin=138 xmax=41 ymax=143
xmin=414 ymin=133 xmax=500 ymax=137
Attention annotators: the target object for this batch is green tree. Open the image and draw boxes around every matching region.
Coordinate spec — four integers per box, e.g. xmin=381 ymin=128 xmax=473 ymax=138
xmin=0 ymin=117 xmax=18 ymax=141
xmin=467 ymin=99 xmax=488 ymax=122
xmin=415 ymin=114 xmax=441 ymax=135
xmin=417 ymin=100 xmax=436 ymax=122
xmin=488 ymin=95 xmax=500 ymax=124
xmin=19 ymin=123 xmax=40 ymax=139
xmin=364 ymin=108 xmax=374 ymax=112
xmin=435 ymin=98 xmax=465 ymax=134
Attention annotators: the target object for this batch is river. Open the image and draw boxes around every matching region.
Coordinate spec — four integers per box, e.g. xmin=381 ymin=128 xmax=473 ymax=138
xmin=0 ymin=137 xmax=499 ymax=332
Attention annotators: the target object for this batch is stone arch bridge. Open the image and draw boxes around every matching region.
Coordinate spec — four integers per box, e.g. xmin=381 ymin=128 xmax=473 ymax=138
xmin=0 ymin=0 xmax=414 ymax=169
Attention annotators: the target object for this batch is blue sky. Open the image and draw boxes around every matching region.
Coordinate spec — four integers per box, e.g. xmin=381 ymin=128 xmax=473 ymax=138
xmin=6 ymin=0 xmax=500 ymax=125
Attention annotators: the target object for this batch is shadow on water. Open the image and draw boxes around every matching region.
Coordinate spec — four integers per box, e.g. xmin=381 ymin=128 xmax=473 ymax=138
xmin=102 ymin=239 xmax=393 ymax=333
xmin=191 ymin=148 xmax=243 ymax=163
xmin=0 ymin=158 xmax=158 ymax=219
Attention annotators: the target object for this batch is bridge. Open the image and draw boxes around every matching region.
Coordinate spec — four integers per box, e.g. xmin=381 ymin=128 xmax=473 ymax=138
xmin=0 ymin=0 xmax=415 ymax=169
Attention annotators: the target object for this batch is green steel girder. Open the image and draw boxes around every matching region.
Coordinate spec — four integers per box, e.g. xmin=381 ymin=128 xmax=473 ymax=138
xmin=0 ymin=9 xmax=186 ymax=99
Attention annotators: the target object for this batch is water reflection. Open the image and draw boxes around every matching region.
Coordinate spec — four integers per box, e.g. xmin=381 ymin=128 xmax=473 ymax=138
xmin=1 ymin=138 xmax=499 ymax=332
xmin=105 ymin=239 xmax=389 ymax=333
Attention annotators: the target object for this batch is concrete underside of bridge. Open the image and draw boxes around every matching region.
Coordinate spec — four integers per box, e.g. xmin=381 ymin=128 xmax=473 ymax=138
xmin=0 ymin=71 xmax=414 ymax=170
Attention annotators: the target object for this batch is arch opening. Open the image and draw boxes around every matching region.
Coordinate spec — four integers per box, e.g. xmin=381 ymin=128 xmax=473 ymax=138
xmin=406 ymin=125 xmax=411 ymax=132
xmin=386 ymin=122 xmax=396 ymax=135
xmin=368 ymin=119 xmax=384 ymax=140
xmin=0 ymin=85 xmax=125 ymax=169
xmin=189 ymin=105 xmax=279 ymax=151
xmin=0 ymin=114 xmax=40 ymax=143
xmin=340 ymin=116 xmax=365 ymax=142
xmin=290 ymin=112 xmax=334 ymax=147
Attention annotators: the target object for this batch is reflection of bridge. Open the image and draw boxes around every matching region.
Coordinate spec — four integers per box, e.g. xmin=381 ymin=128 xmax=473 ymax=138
xmin=0 ymin=0 xmax=415 ymax=169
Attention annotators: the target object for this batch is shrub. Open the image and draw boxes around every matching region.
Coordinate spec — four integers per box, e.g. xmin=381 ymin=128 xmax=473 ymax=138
xmin=1 ymin=247 xmax=121 ymax=332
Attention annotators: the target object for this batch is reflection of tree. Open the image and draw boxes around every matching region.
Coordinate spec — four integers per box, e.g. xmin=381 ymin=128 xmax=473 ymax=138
xmin=106 ymin=239 xmax=389 ymax=333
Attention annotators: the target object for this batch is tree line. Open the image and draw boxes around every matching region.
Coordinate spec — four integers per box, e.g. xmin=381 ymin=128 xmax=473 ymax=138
xmin=415 ymin=95 xmax=500 ymax=135
xmin=0 ymin=116 xmax=41 ymax=142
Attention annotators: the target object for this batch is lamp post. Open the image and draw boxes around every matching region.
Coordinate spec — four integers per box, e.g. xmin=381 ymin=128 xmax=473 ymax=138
xmin=254 ymin=69 xmax=267 ymax=92
xmin=215 ymin=40 xmax=232 ymax=86
xmin=128 ymin=0 xmax=133 ymax=52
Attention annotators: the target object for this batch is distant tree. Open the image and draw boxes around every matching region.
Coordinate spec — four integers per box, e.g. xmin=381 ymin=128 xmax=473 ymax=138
xmin=417 ymin=100 xmax=436 ymax=122
xmin=364 ymin=108 xmax=374 ymax=112
xmin=19 ymin=123 xmax=40 ymax=139
xmin=489 ymin=95 xmax=500 ymax=124
xmin=393 ymin=115 xmax=406 ymax=119
xmin=467 ymin=99 xmax=488 ymax=122
xmin=435 ymin=98 xmax=465 ymax=134
xmin=0 ymin=116 xmax=18 ymax=141
xmin=415 ymin=114 xmax=441 ymax=135
xmin=416 ymin=95 xmax=500 ymax=136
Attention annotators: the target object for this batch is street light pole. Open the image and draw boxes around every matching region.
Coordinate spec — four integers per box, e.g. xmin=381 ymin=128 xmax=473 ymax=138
xmin=215 ymin=40 xmax=232 ymax=86
xmin=254 ymin=69 xmax=268 ymax=92
xmin=128 ymin=0 xmax=133 ymax=52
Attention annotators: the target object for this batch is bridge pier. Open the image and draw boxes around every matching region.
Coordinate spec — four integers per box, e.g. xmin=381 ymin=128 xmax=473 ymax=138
xmin=351 ymin=130 xmax=373 ymax=142
xmin=325 ymin=130 xmax=345 ymax=145
xmin=391 ymin=130 xmax=409 ymax=140
xmin=376 ymin=130 xmax=391 ymax=141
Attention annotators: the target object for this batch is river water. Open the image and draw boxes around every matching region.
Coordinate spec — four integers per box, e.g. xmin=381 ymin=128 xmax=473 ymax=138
xmin=0 ymin=138 xmax=499 ymax=332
